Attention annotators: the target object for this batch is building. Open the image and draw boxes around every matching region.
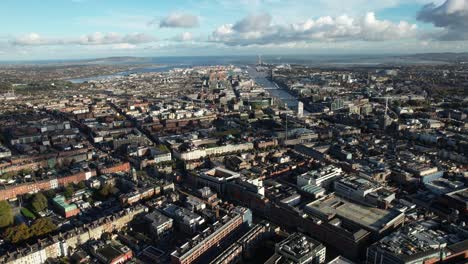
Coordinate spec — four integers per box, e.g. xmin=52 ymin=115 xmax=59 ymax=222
xmin=304 ymin=194 xmax=404 ymax=235
xmin=297 ymin=165 xmax=342 ymax=188
xmin=0 ymin=144 xmax=12 ymax=159
xmin=224 ymin=156 xmax=250 ymax=171
xmin=334 ymin=176 xmax=395 ymax=208
xmin=97 ymin=162 xmax=131 ymax=175
xmin=424 ymin=178 xmax=465 ymax=195
xmin=366 ymin=221 xmax=468 ymax=264
xmin=329 ymin=145 xmax=352 ymax=161
xmin=255 ymin=138 xmax=279 ymax=149
xmin=144 ymin=210 xmax=174 ymax=238
xmin=0 ymin=206 xmax=146 ymax=264
xmin=162 ymin=204 xmax=205 ymax=234
xmin=87 ymin=240 xmax=133 ymax=264
xmin=330 ymin=99 xmax=344 ymax=111
xmin=294 ymin=144 xmax=330 ymax=161
xmin=196 ymin=167 xmax=241 ymax=194
xmin=327 ymin=256 xmax=356 ymax=264
xmin=139 ymin=246 xmax=166 ymax=264
xmin=297 ymin=102 xmax=304 ymax=118
xmin=174 ymin=142 xmax=254 ymax=161
xmin=0 ymin=170 xmax=97 ymax=201
xmin=119 ymin=186 xmax=161 ymax=206
xmin=300 ymin=184 xmax=326 ymax=199
xmin=171 ymin=207 xmax=252 ymax=264
xmin=210 ymin=221 xmax=276 ymax=264
xmin=112 ymin=133 xmax=151 ymax=150
xmin=153 ymin=150 xmax=172 ymax=164
xmin=266 ymin=233 xmax=326 ymax=264
xmin=403 ymin=164 xmax=444 ymax=184
xmin=52 ymin=195 xmax=80 ymax=218
xmin=437 ymin=188 xmax=468 ymax=218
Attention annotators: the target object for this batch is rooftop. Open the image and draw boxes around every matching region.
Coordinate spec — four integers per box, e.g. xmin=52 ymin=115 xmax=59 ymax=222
xmin=371 ymin=221 xmax=468 ymax=261
xmin=300 ymin=184 xmax=325 ymax=195
xmin=337 ymin=176 xmax=379 ymax=191
xmin=299 ymin=165 xmax=342 ymax=180
xmin=52 ymin=195 xmax=78 ymax=212
xmin=276 ymin=233 xmax=324 ymax=261
xmin=304 ymin=194 xmax=403 ymax=232
xmin=144 ymin=211 xmax=173 ymax=227
xmin=447 ymin=188 xmax=468 ymax=203
xmin=201 ymin=167 xmax=241 ymax=180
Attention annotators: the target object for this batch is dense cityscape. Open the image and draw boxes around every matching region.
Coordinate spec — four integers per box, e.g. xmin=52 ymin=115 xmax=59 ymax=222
xmin=0 ymin=54 xmax=466 ymax=264
xmin=0 ymin=0 xmax=468 ymax=264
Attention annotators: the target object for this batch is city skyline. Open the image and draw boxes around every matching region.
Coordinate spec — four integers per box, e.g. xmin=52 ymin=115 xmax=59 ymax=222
xmin=0 ymin=2 xmax=466 ymax=263
xmin=1 ymin=0 xmax=468 ymax=60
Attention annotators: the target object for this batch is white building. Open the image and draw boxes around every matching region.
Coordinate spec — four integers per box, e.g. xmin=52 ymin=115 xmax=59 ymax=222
xmin=297 ymin=165 xmax=342 ymax=187
xmin=174 ymin=142 xmax=254 ymax=161
xmin=297 ymin=101 xmax=304 ymax=118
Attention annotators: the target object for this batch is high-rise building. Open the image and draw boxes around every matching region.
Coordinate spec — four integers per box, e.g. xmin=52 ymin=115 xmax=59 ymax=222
xmin=297 ymin=102 xmax=304 ymax=118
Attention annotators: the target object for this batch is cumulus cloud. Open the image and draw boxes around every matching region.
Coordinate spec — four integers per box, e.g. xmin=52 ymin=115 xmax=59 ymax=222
xmin=159 ymin=13 xmax=199 ymax=28
xmin=233 ymin=13 xmax=272 ymax=32
xmin=12 ymin=32 xmax=156 ymax=46
xmin=210 ymin=12 xmax=417 ymax=46
xmin=417 ymin=0 xmax=468 ymax=40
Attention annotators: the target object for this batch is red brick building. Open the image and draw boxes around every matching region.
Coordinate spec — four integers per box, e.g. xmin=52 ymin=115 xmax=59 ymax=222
xmin=0 ymin=170 xmax=97 ymax=201
xmin=98 ymin=162 xmax=131 ymax=175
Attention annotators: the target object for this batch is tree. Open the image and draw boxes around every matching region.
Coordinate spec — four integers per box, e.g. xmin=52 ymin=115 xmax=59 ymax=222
xmin=64 ymin=184 xmax=74 ymax=199
xmin=43 ymin=189 xmax=56 ymax=199
xmin=0 ymin=171 xmax=16 ymax=180
xmin=7 ymin=223 xmax=30 ymax=243
xmin=76 ymin=181 xmax=86 ymax=190
xmin=0 ymin=82 xmax=12 ymax=92
xmin=84 ymin=195 xmax=94 ymax=204
xmin=30 ymin=217 xmax=57 ymax=236
xmin=3 ymin=218 xmax=57 ymax=244
xmin=31 ymin=193 xmax=48 ymax=212
xmin=0 ymin=201 xmax=13 ymax=228
xmin=98 ymin=184 xmax=112 ymax=198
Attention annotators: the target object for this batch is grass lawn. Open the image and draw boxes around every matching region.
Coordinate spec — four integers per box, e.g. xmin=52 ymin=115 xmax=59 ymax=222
xmin=21 ymin=207 xmax=36 ymax=219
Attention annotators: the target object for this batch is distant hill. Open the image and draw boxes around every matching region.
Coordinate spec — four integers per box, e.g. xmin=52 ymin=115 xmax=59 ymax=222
xmin=79 ymin=56 xmax=152 ymax=65
xmin=397 ymin=53 xmax=468 ymax=63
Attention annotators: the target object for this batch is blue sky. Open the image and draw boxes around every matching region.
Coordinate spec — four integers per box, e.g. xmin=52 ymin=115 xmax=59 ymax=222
xmin=0 ymin=0 xmax=467 ymax=60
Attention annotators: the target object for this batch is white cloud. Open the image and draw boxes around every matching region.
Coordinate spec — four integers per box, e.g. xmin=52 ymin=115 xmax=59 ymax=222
xmin=158 ymin=13 xmax=199 ymax=28
xmin=12 ymin=32 xmax=156 ymax=46
xmin=214 ymin=0 xmax=444 ymax=20
xmin=211 ymin=12 xmax=417 ymax=46
xmin=111 ymin=43 xmax=137 ymax=50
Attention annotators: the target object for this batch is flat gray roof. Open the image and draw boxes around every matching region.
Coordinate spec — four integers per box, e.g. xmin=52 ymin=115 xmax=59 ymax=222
xmin=305 ymin=195 xmax=403 ymax=232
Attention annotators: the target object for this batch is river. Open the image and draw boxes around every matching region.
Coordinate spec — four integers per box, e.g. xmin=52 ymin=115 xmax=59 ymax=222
xmin=246 ymin=66 xmax=309 ymax=114
xmin=69 ymin=61 xmax=308 ymax=115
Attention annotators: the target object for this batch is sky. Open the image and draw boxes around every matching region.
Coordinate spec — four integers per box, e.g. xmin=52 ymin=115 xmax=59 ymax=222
xmin=0 ymin=0 xmax=467 ymax=60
